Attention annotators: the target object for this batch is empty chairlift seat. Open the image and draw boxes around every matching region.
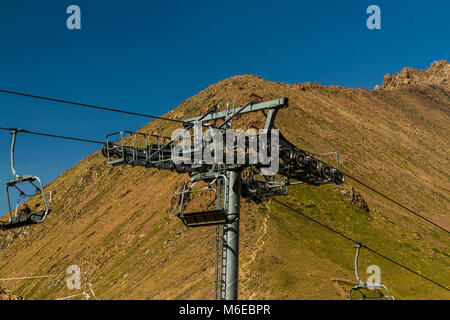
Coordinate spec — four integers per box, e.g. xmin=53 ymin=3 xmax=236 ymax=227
xmin=177 ymin=174 xmax=229 ymax=228
xmin=0 ymin=130 xmax=52 ymax=231
xmin=181 ymin=209 xmax=228 ymax=227
xmin=1 ymin=177 xmax=52 ymax=230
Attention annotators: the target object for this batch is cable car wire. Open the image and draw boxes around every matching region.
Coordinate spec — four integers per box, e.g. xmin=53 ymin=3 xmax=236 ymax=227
xmin=1 ymin=126 xmax=448 ymax=234
xmin=0 ymin=127 xmax=104 ymax=145
xmin=0 ymin=89 xmax=188 ymax=124
xmin=0 ymin=89 xmax=447 ymax=232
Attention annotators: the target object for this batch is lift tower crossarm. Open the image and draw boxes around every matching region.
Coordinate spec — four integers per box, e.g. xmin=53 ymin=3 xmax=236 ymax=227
xmin=184 ymin=98 xmax=288 ymax=123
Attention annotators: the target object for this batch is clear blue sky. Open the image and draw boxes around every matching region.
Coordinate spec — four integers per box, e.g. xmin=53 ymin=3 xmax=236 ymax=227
xmin=0 ymin=0 xmax=449 ymax=214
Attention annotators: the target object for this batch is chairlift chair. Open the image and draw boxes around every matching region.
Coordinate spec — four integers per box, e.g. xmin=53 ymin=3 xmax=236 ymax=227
xmin=0 ymin=130 xmax=52 ymax=231
xmin=177 ymin=174 xmax=229 ymax=227
xmin=349 ymin=244 xmax=393 ymax=300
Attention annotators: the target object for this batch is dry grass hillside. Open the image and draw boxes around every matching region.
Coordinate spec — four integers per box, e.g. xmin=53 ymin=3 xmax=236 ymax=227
xmin=0 ymin=60 xmax=449 ymax=300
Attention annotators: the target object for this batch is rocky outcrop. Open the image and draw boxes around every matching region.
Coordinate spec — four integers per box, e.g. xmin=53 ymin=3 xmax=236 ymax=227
xmin=340 ymin=187 xmax=370 ymax=212
xmin=380 ymin=60 xmax=449 ymax=90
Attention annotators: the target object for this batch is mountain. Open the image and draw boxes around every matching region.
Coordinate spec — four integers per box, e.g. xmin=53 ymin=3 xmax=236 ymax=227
xmin=0 ymin=61 xmax=449 ymax=300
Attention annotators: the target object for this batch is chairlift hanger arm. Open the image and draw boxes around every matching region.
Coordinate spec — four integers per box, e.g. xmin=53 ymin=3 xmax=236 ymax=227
xmin=10 ymin=129 xmax=21 ymax=179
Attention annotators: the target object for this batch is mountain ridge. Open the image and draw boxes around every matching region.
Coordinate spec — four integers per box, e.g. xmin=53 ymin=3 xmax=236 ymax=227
xmin=0 ymin=61 xmax=449 ymax=300
xmin=380 ymin=60 xmax=449 ymax=90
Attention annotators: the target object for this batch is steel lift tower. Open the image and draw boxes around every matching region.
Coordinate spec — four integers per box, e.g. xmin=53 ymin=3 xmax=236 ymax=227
xmin=102 ymin=98 xmax=344 ymax=300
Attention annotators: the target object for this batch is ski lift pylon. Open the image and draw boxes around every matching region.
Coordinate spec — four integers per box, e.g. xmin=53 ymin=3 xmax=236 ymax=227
xmin=0 ymin=129 xmax=52 ymax=231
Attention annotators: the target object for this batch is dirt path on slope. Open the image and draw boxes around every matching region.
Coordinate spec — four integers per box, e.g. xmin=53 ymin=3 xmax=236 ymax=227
xmin=240 ymin=203 xmax=270 ymax=299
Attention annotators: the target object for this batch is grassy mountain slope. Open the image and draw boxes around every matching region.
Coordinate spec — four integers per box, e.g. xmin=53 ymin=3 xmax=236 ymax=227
xmin=0 ymin=61 xmax=449 ymax=300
